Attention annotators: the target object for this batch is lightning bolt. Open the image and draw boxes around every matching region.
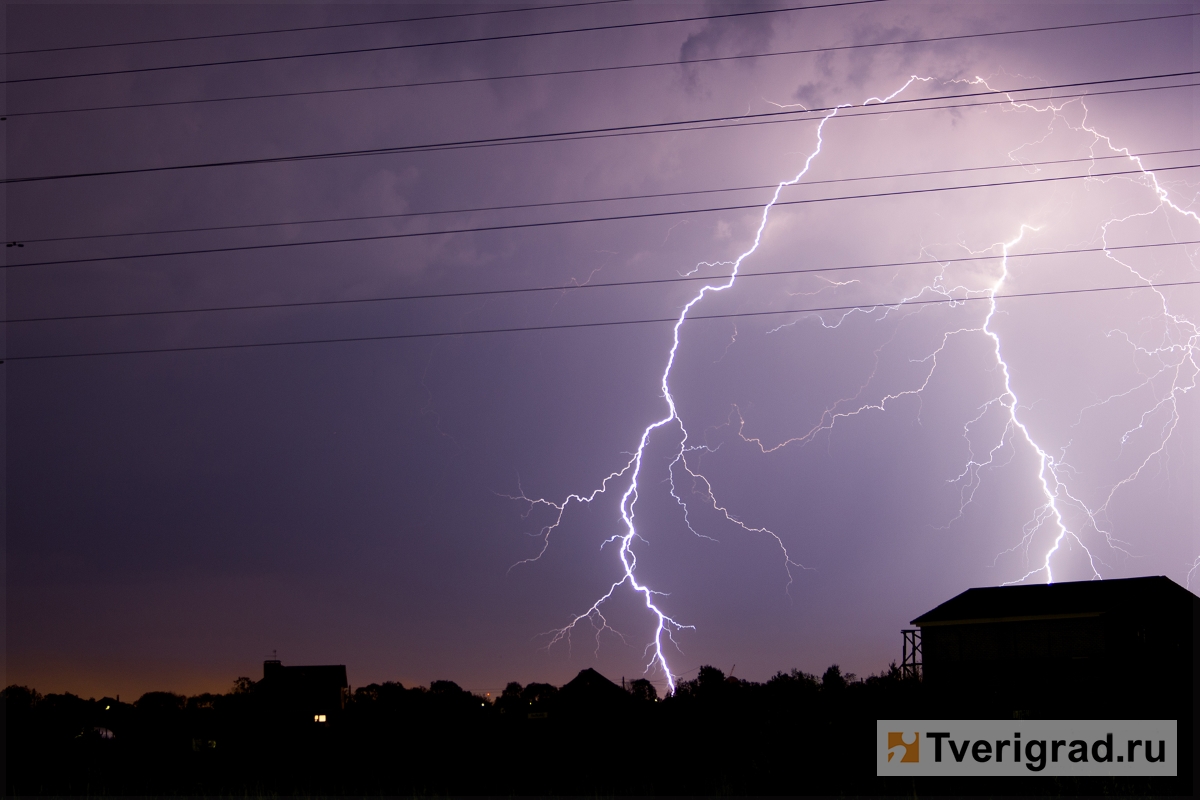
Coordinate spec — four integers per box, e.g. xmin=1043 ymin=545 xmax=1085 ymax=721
xmin=509 ymin=78 xmax=926 ymax=692
xmin=734 ymin=76 xmax=1196 ymax=586
xmin=957 ymin=79 xmax=1198 ymax=583
xmin=510 ymin=73 xmax=1198 ymax=691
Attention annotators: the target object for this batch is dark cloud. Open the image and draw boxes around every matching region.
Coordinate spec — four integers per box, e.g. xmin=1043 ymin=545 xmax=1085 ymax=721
xmin=678 ymin=4 xmax=776 ymax=94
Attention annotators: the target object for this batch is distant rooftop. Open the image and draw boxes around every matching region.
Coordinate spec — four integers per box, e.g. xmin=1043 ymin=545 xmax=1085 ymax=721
xmin=559 ymin=667 xmax=626 ymax=701
xmin=911 ymin=575 xmax=1196 ymax=626
xmin=262 ymin=660 xmax=348 ymax=687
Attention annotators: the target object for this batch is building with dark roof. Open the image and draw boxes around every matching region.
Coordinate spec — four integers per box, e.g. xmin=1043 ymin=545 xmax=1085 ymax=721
xmin=259 ymin=659 xmax=349 ymax=726
xmin=558 ymin=667 xmax=629 ymax=709
xmin=908 ymin=575 xmax=1196 ymax=717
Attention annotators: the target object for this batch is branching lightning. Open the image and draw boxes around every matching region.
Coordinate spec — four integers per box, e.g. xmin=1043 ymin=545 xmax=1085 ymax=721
xmin=510 ymin=74 xmax=1198 ymax=691
xmin=736 ymin=77 xmax=1197 ymax=585
xmin=509 ymin=79 xmax=924 ymax=691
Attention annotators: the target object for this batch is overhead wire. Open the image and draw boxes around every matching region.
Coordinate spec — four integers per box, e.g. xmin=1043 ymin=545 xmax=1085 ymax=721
xmin=15 ymin=146 xmax=1200 ymax=247
xmin=11 ymin=238 xmax=1200 ymax=325
xmin=3 ymin=0 xmax=637 ymax=56
xmin=8 ymin=280 xmax=1197 ymax=361
xmin=7 ymin=16 xmax=1197 ymax=360
xmin=9 ymin=10 xmax=1195 ymax=119
xmin=4 ymin=0 xmax=886 ymax=84
xmin=6 ymin=70 xmax=1199 ymax=185
xmin=8 ymin=162 xmax=1199 ymax=269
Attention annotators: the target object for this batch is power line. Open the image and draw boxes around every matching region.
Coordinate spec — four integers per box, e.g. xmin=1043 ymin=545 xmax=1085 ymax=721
xmin=434 ymin=78 xmax=1200 ymax=161
xmin=9 ymin=10 xmax=1194 ymax=119
xmin=12 ymin=239 xmax=1200 ymax=325
xmin=6 ymin=70 xmax=1197 ymax=185
xmin=8 ymin=163 xmax=1196 ymax=270
xmin=23 ymin=146 xmax=1197 ymax=247
xmin=8 ymin=280 xmax=1196 ymax=361
xmin=3 ymin=0 xmax=636 ymax=56
xmin=4 ymin=0 xmax=885 ymax=85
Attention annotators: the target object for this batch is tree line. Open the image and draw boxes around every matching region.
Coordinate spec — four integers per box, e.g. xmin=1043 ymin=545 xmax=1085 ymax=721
xmin=2 ymin=662 xmax=1180 ymax=796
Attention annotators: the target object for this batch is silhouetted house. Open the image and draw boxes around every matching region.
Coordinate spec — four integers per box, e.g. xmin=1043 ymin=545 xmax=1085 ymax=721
xmin=557 ymin=668 xmax=630 ymax=716
xmin=259 ymin=659 xmax=349 ymax=725
xmin=908 ymin=576 xmax=1197 ymax=716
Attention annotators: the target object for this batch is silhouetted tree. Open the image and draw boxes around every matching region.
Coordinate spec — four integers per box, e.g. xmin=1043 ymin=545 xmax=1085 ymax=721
xmin=627 ymin=678 xmax=657 ymax=703
xmin=136 ymin=691 xmax=186 ymax=712
xmin=5 ymin=663 xmax=1186 ymax=798
xmin=821 ymin=664 xmax=846 ymax=692
xmin=495 ymin=681 xmax=525 ymax=717
xmin=520 ymin=681 xmax=558 ymax=709
xmin=675 ymin=664 xmax=731 ymax=700
xmin=2 ymin=684 xmax=42 ymax=710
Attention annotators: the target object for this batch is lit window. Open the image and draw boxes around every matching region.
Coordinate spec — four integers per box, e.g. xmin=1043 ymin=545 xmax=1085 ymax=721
xmin=314 ymin=714 xmax=326 ymax=722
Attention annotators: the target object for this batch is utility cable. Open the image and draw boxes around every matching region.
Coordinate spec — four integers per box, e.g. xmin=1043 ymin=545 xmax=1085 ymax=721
xmin=4 ymin=0 xmax=637 ymax=56
xmin=4 ymin=0 xmax=886 ymax=84
xmin=5 ymin=69 xmax=1196 ymax=185
xmin=16 ymin=146 xmax=1199 ymax=247
xmin=7 ymin=163 xmax=1196 ymax=269
xmin=11 ymin=238 xmax=1200 ymax=325
xmin=7 ymin=280 xmax=1196 ymax=361
xmin=8 ymin=10 xmax=1193 ymax=119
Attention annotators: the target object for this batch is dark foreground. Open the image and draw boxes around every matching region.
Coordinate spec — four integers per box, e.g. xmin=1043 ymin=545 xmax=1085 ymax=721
xmin=4 ymin=664 xmax=1192 ymax=797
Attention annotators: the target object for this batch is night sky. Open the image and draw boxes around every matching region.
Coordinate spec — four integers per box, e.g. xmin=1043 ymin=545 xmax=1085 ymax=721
xmin=6 ymin=1 xmax=1198 ymax=700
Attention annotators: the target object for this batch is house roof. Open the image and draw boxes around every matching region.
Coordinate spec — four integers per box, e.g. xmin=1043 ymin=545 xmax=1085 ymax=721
xmin=911 ymin=576 xmax=1196 ymax=627
xmin=262 ymin=661 xmax=348 ymax=688
xmin=558 ymin=668 xmax=627 ymax=703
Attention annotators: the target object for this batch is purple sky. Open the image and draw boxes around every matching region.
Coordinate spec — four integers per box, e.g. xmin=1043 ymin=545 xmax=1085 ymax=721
xmin=6 ymin=1 xmax=1198 ymax=699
